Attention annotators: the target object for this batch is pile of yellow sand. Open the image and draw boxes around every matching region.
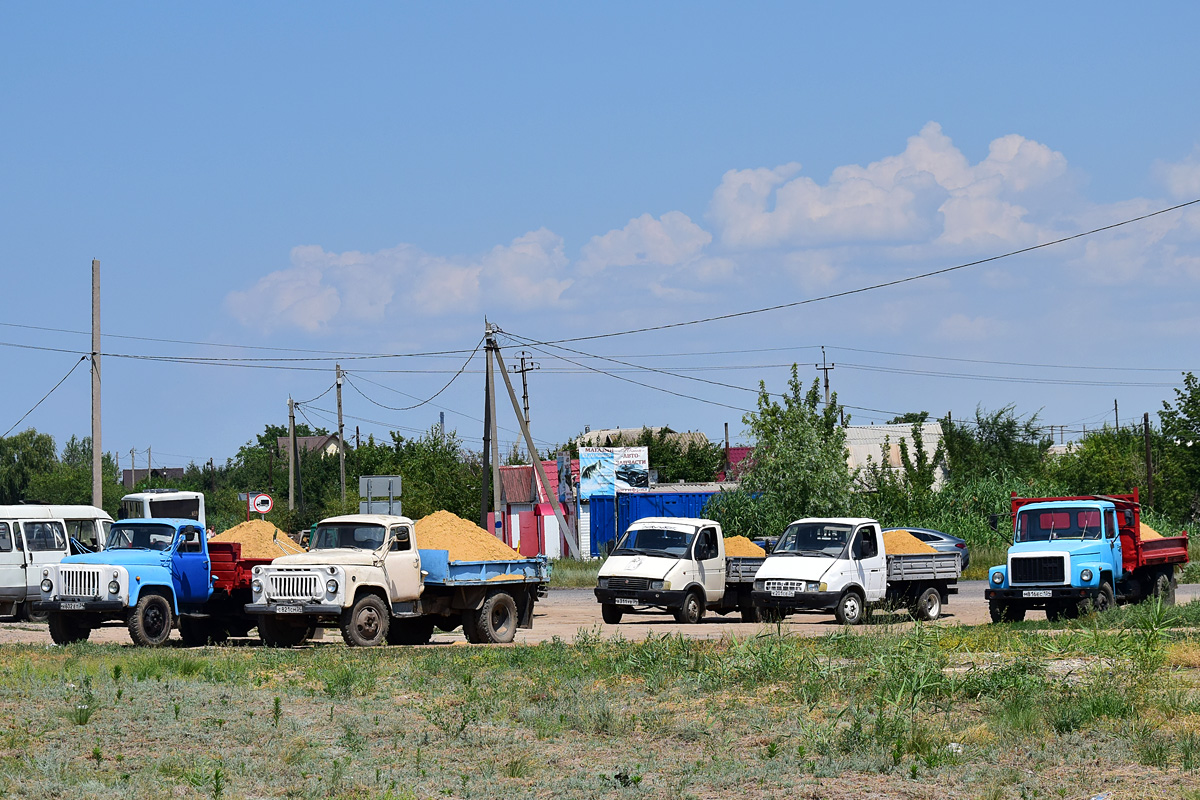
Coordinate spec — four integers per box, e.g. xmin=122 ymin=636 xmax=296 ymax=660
xmin=210 ymin=519 xmax=305 ymax=560
xmin=1140 ymin=522 xmax=1163 ymax=541
xmin=724 ymin=536 xmax=766 ymax=557
xmin=883 ymin=529 xmax=938 ymax=555
xmin=415 ymin=510 xmax=523 ymax=562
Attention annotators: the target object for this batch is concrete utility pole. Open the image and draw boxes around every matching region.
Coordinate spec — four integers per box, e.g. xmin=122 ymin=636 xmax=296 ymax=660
xmin=493 ymin=342 xmax=580 ymax=558
xmin=815 ymin=346 xmax=835 ymax=409
xmin=515 ymin=351 xmax=539 ymax=426
xmin=91 ymin=259 xmax=102 ymax=507
xmin=147 ymin=447 xmax=151 ymax=484
xmin=1144 ymin=412 xmax=1154 ymax=508
xmin=1114 ymin=399 xmax=1119 ymax=430
xmin=288 ymin=398 xmax=296 ymax=511
xmin=479 ymin=342 xmax=492 ymax=531
xmin=130 ymin=448 xmax=135 ymax=487
xmin=485 ymin=329 xmax=502 ymax=538
xmin=336 ymin=364 xmax=346 ymax=503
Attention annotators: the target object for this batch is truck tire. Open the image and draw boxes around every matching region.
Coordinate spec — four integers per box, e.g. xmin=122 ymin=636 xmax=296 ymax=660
xmin=834 ymin=590 xmax=865 ymax=625
xmin=128 ymin=593 xmax=174 ymax=647
xmin=740 ymin=605 xmax=762 ymax=623
xmin=47 ymin=613 xmax=91 ymax=645
xmin=1152 ymin=572 xmax=1177 ymax=606
xmin=340 ymin=594 xmax=390 ymax=647
xmin=913 ymin=587 xmax=941 ymax=621
xmin=1090 ymin=582 xmax=1115 ymax=614
xmin=179 ymin=617 xmax=229 ymax=647
xmin=465 ymin=592 xmax=519 ymax=644
xmin=258 ymin=616 xmax=310 ymax=647
xmin=387 ymin=618 xmax=435 ymax=646
xmin=19 ymin=602 xmax=48 ymax=624
xmin=601 ymin=604 xmax=624 ymax=624
xmin=988 ymin=601 xmax=1026 ymax=623
xmin=672 ymin=591 xmax=704 ymax=625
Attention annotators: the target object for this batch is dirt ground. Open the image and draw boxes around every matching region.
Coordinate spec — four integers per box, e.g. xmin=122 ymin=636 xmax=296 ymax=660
xmin=3 ymin=580 xmax=1197 ymax=646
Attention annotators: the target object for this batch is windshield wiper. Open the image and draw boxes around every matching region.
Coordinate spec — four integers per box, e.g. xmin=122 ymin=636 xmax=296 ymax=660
xmin=611 ymin=547 xmax=638 ymax=555
xmin=640 ymin=549 xmax=680 ymax=558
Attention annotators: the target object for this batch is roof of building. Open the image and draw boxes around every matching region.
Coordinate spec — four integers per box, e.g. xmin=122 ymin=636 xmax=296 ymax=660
xmin=575 ymin=427 xmax=712 ymax=449
xmin=276 ymin=434 xmax=347 ymax=456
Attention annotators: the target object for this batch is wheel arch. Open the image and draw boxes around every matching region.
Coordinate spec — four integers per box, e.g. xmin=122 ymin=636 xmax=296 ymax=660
xmin=131 ymin=582 xmax=178 ymax=614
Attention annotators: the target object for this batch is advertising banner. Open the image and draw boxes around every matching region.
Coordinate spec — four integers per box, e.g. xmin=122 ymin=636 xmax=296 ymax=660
xmin=579 ymin=447 xmax=649 ymax=498
xmin=612 ymin=447 xmax=649 ymax=491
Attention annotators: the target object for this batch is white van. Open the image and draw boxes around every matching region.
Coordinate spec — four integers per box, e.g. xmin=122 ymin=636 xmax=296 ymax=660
xmin=119 ymin=490 xmax=205 ymax=528
xmin=0 ymin=504 xmax=113 ymax=620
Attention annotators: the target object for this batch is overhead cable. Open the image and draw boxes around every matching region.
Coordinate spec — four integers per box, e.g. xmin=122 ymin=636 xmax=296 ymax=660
xmin=3 ymin=356 xmax=88 ymax=437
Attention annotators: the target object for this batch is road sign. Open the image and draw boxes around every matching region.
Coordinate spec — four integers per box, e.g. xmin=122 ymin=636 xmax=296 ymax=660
xmin=251 ymin=493 xmax=273 ymax=514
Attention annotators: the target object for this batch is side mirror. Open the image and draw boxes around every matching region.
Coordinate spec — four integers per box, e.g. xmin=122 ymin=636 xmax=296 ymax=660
xmin=988 ymin=514 xmax=999 ymax=532
xmin=1124 ymin=510 xmax=1134 ymax=527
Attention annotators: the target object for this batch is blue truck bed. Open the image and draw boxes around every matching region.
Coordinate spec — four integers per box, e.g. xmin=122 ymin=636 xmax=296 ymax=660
xmin=418 ymin=549 xmax=550 ymax=586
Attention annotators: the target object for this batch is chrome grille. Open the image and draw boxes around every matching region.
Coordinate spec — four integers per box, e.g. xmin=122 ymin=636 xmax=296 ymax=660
xmin=1011 ymin=556 xmax=1067 ymax=584
xmin=268 ymin=573 xmax=319 ymax=601
xmin=607 ymin=576 xmax=650 ymax=591
xmin=763 ymin=579 xmax=809 ymax=594
xmin=60 ymin=567 xmax=101 ymax=598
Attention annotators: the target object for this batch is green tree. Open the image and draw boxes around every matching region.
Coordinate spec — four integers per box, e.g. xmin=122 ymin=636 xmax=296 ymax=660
xmin=630 ymin=427 xmax=725 ymax=484
xmin=1159 ymin=372 xmax=1200 ymax=522
xmin=941 ymin=405 xmax=1052 ymax=483
xmin=0 ymin=429 xmax=58 ymax=503
xmin=705 ymin=367 xmax=852 ymax=538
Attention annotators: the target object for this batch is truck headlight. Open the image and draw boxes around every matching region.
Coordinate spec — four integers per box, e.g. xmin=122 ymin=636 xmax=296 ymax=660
xmin=1080 ymin=569 xmax=1093 ymax=582
xmin=597 ymin=578 xmax=608 ymax=589
xmin=819 ymin=582 xmax=827 ymax=592
xmin=326 ymin=579 xmax=338 ymax=595
xmin=252 ymin=579 xmax=263 ymax=594
xmin=650 ymin=580 xmax=664 ymax=590
xmin=108 ymin=580 xmax=120 ymax=595
xmin=991 ymin=572 xmax=1003 ymax=585
xmin=40 ymin=579 xmax=53 ymax=593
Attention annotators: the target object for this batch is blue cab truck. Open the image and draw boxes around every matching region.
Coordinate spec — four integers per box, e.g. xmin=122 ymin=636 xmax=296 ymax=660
xmin=34 ymin=517 xmax=266 ymax=646
xmin=986 ymin=491 xmax=1188 ymax=622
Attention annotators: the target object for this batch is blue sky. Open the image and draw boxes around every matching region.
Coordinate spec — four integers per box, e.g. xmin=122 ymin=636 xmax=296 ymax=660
xmin=3 ymin=3 xmax=1199 ymax=470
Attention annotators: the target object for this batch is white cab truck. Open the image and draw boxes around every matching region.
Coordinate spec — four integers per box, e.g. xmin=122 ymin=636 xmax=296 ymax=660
xmin=751 ymin=517 xmax=961 ymax=624
xmin=0 ymin=504 xmax=111 ymax=620
xmin=119 ymin=490 xmax=205 ymax=528
xmin=244 ymin=514 xmax=550 ymax=647
xmin=594 ymin=517 xmax=766 ymax=624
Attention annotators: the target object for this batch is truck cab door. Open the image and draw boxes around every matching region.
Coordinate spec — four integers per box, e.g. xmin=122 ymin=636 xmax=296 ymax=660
xmin=693 ymin=527 xmax=724 ymax=601
xmin=173 ymin=526 xmax=211 ymax=604
xmin=0 ymin=522 xmax=25 ymax=605
xmin=853 ymin=525 xmax=887 ymax=601
xmin=384 ymin=524 xmax=421 ymax=603
xmin=1104 ymin=509 xmax=1122 ymax=579
xmin=20 ymin=521 xmax=69 ymax=601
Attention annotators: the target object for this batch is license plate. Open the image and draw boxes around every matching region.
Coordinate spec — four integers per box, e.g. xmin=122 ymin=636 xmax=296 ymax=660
xmin=61 ymin=602 xmax=84 ymax=611
xmin=770 ymin=590 xmax=794 ymax=598
xmin=275 ymin=605 xmax=303 ymax=614
xmin=614 ymin=598 xmax=637 ymax=606
xmin=1022 ymin=590 xmax=1052 ymax=598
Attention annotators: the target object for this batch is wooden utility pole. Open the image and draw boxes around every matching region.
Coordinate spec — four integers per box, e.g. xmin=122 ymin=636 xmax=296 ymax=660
xmin=91 ymin=259 xmax=102 ymax=507
xmin=147 ymin=447 xmax=151 ymax=484
xmin=130 ymin=448 xmax=135 ymax=487
xmin=1144 ymin=412 xmax=1154 ymax=508
xmin=515 ymin=351 xmax=539 ymax=425
xmin=336 ymin=364 xmax=346 ymax=503
xmin=1114 ymin=399 xmax=1119 ymax=430
xmin=486 ymin=329 xmax=502 ymax=538
xmin=493 ymin=342 xmax=580 ymax=558
xmin=288 ymin=398 xmax=296 ymax=511
xmin=815 ymin=346 xmax=835 ymax=408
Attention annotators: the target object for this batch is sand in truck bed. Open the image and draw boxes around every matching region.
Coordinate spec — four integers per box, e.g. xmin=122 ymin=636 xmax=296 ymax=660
xmin=882 ymin=529 xmax=938 ymax=555
xmin=415 ymin=510 xmax=525 ymax=563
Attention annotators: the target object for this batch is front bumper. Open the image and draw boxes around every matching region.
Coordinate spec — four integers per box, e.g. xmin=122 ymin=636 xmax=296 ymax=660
xmin=33 ymin=600 xmax=124 ymax=613
xmin=594 ymin=588 xmax=689 ymax=608
xmin=986 ymin=587 xmax=1096 ymax=603
xmin=751 ymin=590 xmax=838 ymax=610
xmin=244 ymin=603 xmax=343 ymax=616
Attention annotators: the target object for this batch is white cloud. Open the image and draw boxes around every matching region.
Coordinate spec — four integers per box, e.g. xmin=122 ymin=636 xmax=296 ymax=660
xmin=708 ymin=122 xmax=1067 ymax=250
xmin=1155 ymin=150 xmax=1200 ymax=199
xmin=936 ymin=313 xmax=1006 ymax=341
xmin=225 ymin=262 xmax=341 ymax=333
xmin=479 ymin=228 xmax=572 ymax=308
xmin=578 ymin=211 xmax=712 ymax=274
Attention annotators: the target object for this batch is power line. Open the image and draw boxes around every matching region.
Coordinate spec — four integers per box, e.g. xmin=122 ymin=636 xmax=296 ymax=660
xmin=3 ymin=356 xmax=88 ymax=437
xmin=532 ymin=197 xmax=1200 ymax=345
xmin=341 ymin=337 xmax=484 ymax=413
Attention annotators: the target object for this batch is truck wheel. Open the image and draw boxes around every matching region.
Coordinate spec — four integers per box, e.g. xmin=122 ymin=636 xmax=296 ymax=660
xmin=740 ymin=605 xmax=762 ymax=623
xmin=19 ymin=602 xmax=48 ymax=624
xmin=467 ymin=592 xmax=519 ymax=644
xmin=601 ymin=604 xmax=624 ymax=624
xmin=1152 ymin=572 xmax=1177 ymax=606
xmin=128 ymin=593 xmax=174 ymax=647
xmin=340 ymin=594 xmax=390 ymax=647
xmin=179 ymin=617 xmax=229 ymax=646
xmin=672 ymin=591 xmax=704 ymax=625
xmin=386 ymin=618 xmax=435 ymax=646
xmin=913 ymin=587 xmax=941 ymax=621
xmin=47 ymin=613 xmax=91 ymax=645
xmin=988 ymin=601 xmax=1026 ymax=623
xmin=258 ymin=616 xmax=310 ymax=647
xmin=834 ymin=591 xmax=865 ymax=625
xmin=1090 ymin=582 xmax=1115 ymax=614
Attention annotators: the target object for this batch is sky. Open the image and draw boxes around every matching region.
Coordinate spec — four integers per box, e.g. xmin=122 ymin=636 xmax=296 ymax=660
xmin=2 ymin=3 xmax=1200 ymax=473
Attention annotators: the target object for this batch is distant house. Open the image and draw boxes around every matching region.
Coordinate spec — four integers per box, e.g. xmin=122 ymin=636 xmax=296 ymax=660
xmin=122 ymin=468 xmax=185 ymax=489
xmin=276 ymin=434 xmax=349 ymax=459
xmin=844 ymin=423 xmax=947 ymax=490
xmin=574 ymin=427 xmax=712 ymax=449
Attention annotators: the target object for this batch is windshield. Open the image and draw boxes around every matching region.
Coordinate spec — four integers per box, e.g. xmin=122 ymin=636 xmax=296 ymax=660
xmin=22 ymin=521 xmax=67 ymax=552
xmin=1016 ymin=508 xmax=1104 ymax=542
xmin=612 ymin=527 xmax=695 ymax=558
xmin=773 ymin=522 xmax=852 ymax=558
xmin=106 ymin=522 xmax=176 ymax=551
xmin=311 ymin=523 xmax=386 ymax=551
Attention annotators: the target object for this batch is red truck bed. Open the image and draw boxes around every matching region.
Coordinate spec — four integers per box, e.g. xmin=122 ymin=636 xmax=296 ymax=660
xmin=1010 ymin=489 xmax=1188 ymax=575
xmin=208 ymin=541 xmax=272 ymax=592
